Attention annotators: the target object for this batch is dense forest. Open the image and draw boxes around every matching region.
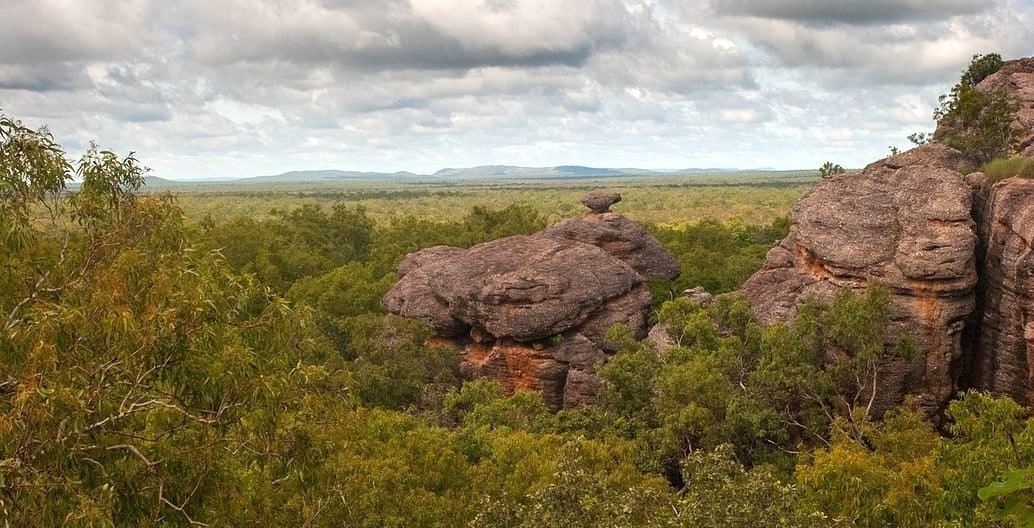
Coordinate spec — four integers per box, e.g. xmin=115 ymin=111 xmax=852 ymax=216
xmin=3 ymin=96 xmax=1034 ymax=527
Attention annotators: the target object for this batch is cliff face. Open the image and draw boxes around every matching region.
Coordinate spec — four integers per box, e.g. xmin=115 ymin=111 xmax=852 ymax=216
xmin=742 ymin=57 xmax=1034 ymax=416
xmin=743 ymin=143 xmax=981 ymax=416
xmin=970 ymin=178 xmax=1034 ymax=404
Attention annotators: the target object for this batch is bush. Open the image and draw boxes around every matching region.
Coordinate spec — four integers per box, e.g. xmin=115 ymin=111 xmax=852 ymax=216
xmin=934 ymin=53 xmax=1021 ymax=163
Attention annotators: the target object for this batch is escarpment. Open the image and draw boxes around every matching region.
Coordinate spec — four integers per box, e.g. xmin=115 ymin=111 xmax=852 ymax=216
xmin=383 ymin=193 xmax=679 ymax=409
xmin=970 ymin=177 xmax=1034 ymax=405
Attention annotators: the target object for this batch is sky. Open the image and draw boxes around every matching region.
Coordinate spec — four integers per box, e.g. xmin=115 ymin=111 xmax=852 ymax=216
xmin=1 ymin=0 xmax=1032 ymax=180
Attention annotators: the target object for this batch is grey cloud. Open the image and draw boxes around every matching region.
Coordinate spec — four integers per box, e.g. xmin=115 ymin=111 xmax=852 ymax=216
xmin=0 ymin=1 xmax=153 ymax=63
xmin=715 ymin=0 xmax=1034 ymax=89
xmin=173 ymin=0 xmax=631 ymax=71
xmin=584 ymin=6 xmax=755 ymax=96
xmin=1 ymin=0 xmax=1030 ymax=180
xmin=0 ymin=63 xmax=90 ymax=92
xmin=711 ymin=0 xmax=993 ymax=25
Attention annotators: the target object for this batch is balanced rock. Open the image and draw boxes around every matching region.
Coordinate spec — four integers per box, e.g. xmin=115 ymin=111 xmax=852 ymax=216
xmin=581 ymin=191 xmax=621 ymax=213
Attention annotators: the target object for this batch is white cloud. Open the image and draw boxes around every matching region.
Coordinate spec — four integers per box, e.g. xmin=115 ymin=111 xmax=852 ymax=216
xmin=0 ymin=0 xmax=1031 ymax=179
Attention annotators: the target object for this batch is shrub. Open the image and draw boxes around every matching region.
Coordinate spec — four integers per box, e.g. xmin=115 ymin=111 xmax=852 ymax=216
xmin=933 ymin=53 xmax=1021 ymax=163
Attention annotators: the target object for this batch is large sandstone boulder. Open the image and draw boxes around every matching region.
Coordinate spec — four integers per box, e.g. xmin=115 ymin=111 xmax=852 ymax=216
xmin=384 ymin=192 xmax=679 ymax=409
xmin=384 ymin=246 xmax=471 ymax=336
xmin=743 ymin=143 xmax=980 ymax=416
xmin=397 ymin=234 xmax=649 ymax=342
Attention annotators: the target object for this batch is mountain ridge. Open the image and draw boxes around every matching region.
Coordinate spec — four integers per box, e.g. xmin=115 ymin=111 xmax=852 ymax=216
xmin=145 ymin=164 xmax=756 ymax=185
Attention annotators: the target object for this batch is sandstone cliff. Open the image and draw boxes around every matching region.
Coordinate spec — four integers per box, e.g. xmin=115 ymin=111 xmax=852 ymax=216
xmin=743 ymin=57 xmax=1034 ymax=417
xmin=970 ymin=177 xmax=1034 ymax=405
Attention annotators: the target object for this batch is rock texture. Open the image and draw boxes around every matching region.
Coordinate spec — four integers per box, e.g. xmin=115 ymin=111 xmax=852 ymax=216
xmin=384 ymin=192 xmax=678 ymax=409
xmin=744 ymin=143 xmax=980 ymax=415
xmin=581 ymin=191 xmax=622 ymax=213
xmin=387 ymin=235 xmax=649 ymax=342
xmin=970 ymin=178 xmax=1034 ymax=405
xmin=541 ymin=213 xmax=681 ymax=280
xmin=742 ymin=57 xmax=1034 ymax=418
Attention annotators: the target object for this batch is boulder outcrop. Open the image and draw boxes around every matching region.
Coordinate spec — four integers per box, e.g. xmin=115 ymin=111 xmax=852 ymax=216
xmin=386 ymin=234 xmax=650 ymax=342
xmin=384 ymin=193 xmax=678 ymax=409
xmin=743 ymin=57 xmax=1034 ymax=417
xmin=386 ymin=57 xmax=1034 ymax=416
xmin=541 ymin=213 xmax=681 ymax=280
xmin=743 ymin=143 xmax=980 ymax=416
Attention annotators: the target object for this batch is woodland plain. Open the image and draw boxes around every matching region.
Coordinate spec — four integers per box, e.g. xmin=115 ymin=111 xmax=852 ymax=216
xmin=167 ymin=170 xmax=815 ymax=227
xmin=5 ymin=105 xmax=1034 ymax=526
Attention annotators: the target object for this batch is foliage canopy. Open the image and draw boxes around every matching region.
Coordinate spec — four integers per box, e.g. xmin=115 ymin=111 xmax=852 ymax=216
xmin=4 ymin=109 xmax=1034 ymax=526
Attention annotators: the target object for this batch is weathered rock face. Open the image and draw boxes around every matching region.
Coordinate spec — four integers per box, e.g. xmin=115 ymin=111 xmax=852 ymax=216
xmin=970 ymin=178 xmax=1034 ymax=405
xmin=384 ymin=193 xmax=678 ymax=409
xmin=742 ymin=57 xmax=1034 ymax=418
xmin=743 ymin=143 xmax=981 ymax=416
xmin=388 ymin=234 xmax=649 ymax=342
xmin=541 ymin=213 xmax=681 ymax=280
xmin=994 ymin=57 xmax=1034 ymax=157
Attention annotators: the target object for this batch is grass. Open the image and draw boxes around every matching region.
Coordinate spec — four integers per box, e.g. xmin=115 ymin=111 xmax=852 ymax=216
xmin=979 ymin=156 xmax=1034 ymax=182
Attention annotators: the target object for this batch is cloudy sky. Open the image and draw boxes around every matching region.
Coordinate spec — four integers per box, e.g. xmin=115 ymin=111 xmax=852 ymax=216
xmin=1 ymin=0 xmax=1031 ymax=179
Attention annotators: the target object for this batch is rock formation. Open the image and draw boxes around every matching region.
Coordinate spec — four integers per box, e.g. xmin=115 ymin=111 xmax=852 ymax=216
xmin=541 ymin=212 xmax=681 ymax=280
xmin=384 ymin=193 xmax=679 ymax=409
xmin=743 ymin=143 xmax=980 ymax=416
xmin=970 ymin=177 xmax=1034 ymax=406
xmin=386 ymin=57 xmax=1034 ymax=416
xmin=743 ymin=57 xmax=1034 ymax=417
xmin=580 ymin=191 xmax=621 ymax=213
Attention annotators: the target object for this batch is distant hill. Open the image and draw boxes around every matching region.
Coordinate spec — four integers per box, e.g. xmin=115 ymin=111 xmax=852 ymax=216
xmin=427 ymin=165 xmax=726 ymax=179
xmin=142 ymin=165 xmax=761 ymax=185
xmin=142 ymin=175 xmax=179 ymax=187
xmin=239 ymin=169 xmax=422 ymax=183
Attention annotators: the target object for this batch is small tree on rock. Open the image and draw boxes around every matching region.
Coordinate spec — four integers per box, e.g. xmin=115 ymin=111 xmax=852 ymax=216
xmin=819 ymin=162 xmax=846 ymax=178
xmin=933 ymin=53 xmax=1021 ymax=163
